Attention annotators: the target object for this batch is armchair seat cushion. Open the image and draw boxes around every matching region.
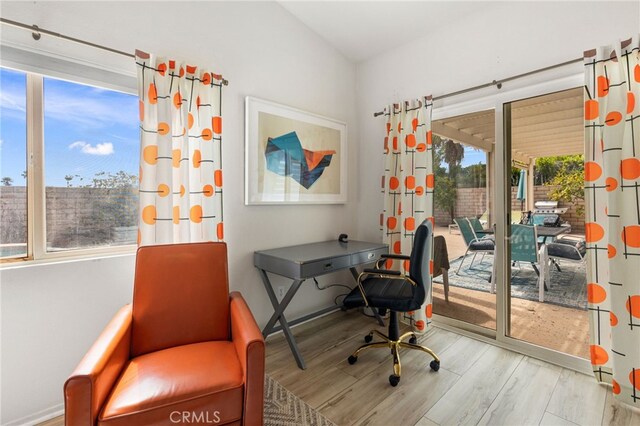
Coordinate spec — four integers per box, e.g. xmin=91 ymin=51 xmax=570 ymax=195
xmin=469 ymin=238 xmax=495 ymax=251
xmin=343 ymin=277 xmax=419 ymax=312
xmin=99 ymin=341 xmax=243 ymax=426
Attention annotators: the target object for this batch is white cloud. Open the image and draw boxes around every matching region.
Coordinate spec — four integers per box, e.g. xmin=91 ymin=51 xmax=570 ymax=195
xmin=44 ymin=85 xmax=137 ymax=129
xmin=1 ymin=80 xmax=137 ymax=128
xmin=68 ymin=141 xmax=114 ymax=156
xmin=0 ymin=88 xmax=26 ymax=113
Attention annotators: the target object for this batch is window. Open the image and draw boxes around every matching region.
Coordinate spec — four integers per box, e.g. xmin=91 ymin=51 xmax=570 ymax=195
xmin=0 ymin=68 xmax=28 ymax=259
xmin=0 ymin=67 xmax=139 ymax=261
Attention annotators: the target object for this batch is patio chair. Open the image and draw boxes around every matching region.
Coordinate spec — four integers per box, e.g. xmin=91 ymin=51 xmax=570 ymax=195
xmin=546 ymin=235 xmax=586 ymax=272
xmin=434 ymin=235 xmax=450 ymax=302
xmin=468 ymin=217 xmax=484 ymax=233
xmin=491 ymin=224 xmax=549 ymax=302
xmin=454 ymin=217 xmax=494 ymax=275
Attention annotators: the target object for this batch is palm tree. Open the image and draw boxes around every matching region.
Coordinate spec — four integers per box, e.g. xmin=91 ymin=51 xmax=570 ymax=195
xmin=1 ymin=177 xmax=13 ymax=186
xmin=443 ymin=139 xmax=464 ymax=180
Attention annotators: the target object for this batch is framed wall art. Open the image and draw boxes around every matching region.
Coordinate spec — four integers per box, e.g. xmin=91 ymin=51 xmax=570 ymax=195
xmin=245 ymin=97 xmax=347 ymax=205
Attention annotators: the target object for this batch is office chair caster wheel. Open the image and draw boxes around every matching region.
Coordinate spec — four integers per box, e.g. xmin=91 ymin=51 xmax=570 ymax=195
xmin=409 ymin=335 xmax=417 ymax=344
xmin=430 ymin=360 xmax=440 ymax=371
xmin=364 ymin=334 xmax=373 ymax=343
xmin=389 ymin=374 xmax=400 ymax=386
xmin=348 ymin=355 xmax=358 ymax=365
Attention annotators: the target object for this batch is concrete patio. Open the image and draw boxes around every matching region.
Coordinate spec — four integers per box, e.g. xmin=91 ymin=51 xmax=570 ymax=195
xmin=433 ymin=225 xmax=589 ymax=359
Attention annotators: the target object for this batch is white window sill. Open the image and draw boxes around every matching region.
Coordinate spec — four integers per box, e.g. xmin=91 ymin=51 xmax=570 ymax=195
xmin=0 ymin=246 xmax=137 ymax=269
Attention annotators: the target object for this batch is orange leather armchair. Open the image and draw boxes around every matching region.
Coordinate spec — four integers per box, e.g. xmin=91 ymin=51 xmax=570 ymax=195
xmin=64 ymin=242 xmax=265 ymax=426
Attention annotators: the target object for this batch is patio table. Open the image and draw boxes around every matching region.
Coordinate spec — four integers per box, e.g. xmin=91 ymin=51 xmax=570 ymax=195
xmin=476 ymin=225 xmax=571 ymax=243
xmin=535 ymin=225 xmax=572 ymax=243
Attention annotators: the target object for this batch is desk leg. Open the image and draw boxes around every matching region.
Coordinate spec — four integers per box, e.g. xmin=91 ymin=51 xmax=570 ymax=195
xmin=257 ymin=269 xmax=307 ymax=369
xmin=349 ymin=267 xmax=385 ymax=327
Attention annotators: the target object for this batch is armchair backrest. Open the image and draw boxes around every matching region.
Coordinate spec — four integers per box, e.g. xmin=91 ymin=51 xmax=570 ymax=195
xmin=408 ymin=219 xmax=433 ymax=306
xmin=454 ymin=217 xmax=477 ymax=246
xmin=510 ymin=224 xmax=539 ymax=263
xmin=131 ymin=242 xmax=230 ymax=357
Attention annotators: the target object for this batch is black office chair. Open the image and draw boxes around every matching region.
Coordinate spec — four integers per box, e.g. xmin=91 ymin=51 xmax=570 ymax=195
xmin=343 ymin=219 xmax=440 ymax=386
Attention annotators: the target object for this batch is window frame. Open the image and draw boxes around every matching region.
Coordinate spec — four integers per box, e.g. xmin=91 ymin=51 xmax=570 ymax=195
xmin=1 ymin=67 xmax=139 ymax=264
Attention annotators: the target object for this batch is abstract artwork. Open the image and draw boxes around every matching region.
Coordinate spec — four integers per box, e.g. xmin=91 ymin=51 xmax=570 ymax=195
xmin=265 ymin=132 xmax=336 ymax=189
xmin=245 ymin=97 xmax=347 ymax=204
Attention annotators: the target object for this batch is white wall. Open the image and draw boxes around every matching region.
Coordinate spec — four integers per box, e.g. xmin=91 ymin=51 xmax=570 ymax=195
xmin=0 ymin=1 xmax=358 ymax=424
xmin=2 ymin=1 xmax=639 ymax=424
xmin=355 ymin=1 xmax=640 ymax=242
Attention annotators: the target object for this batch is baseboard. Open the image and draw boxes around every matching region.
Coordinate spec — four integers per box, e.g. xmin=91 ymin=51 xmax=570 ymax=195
xmin=4 ymin=404 xmax=63 ymax=426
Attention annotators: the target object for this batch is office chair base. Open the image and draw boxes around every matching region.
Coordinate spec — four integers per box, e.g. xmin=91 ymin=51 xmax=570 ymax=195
xmin=347 ymin=329 xmax=440 ymax=386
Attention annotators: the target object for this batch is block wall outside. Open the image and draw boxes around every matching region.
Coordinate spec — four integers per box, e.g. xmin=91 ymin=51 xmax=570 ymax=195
xmin=434 ymin=185 xmax=585 ymax=234
xmin=1 ymin=184 xmax=585 ymax=248
xmin=0 ymin=186 xmax=137 ymax=249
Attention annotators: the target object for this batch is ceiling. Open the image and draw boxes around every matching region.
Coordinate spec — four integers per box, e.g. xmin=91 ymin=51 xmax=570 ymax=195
xmin=433 ymin=87 xmax=583 ymax=163
xmin=278 ymin=1 xmax=488 ymax=63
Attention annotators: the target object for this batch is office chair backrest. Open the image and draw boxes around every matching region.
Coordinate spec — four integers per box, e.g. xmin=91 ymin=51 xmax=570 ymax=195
xmin=454 ymin=217 xmax=477 ymax=246
xmin=409 ymin=219 xmax=433 ymax=306
xmin=131 ymin=242 xmax=230 ymax=357
xmin=510 ymin=224 xmax=539 ymax=263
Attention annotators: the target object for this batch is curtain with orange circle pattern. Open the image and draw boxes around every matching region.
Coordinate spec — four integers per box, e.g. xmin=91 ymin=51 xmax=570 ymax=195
xmin=584 ymin=36 xmax=640 ymax=407
xmin=381 ymin=97 xmax=434 ymax=334
xmin=136 ymin=51 xmax=224 ymax=246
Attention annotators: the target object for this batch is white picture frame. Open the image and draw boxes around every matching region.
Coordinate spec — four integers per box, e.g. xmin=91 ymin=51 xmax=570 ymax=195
xmin=245 ymin=97 xmax=347 ymax=205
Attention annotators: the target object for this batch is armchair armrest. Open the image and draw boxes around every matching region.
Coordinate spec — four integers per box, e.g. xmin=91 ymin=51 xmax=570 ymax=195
xmin=64 ymin=305 xmax=132 ymax=426
xmin=230 ymin=292 xmax=265 ymax=426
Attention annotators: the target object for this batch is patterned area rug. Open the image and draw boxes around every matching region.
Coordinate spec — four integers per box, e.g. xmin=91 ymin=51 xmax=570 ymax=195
xmin=434 ymin=255 xmax=587 ymax=310
xmin=265 ymin=375 xmax=335 ymax=426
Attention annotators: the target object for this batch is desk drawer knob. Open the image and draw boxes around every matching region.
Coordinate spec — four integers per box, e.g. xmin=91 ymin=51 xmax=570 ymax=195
xmin=368 ymin=252 xmax=375 ymax=259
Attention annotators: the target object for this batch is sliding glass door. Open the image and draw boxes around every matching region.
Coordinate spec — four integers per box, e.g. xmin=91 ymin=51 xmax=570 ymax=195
xmin=502 ymin=89 xmax=589 ymax=361
xmin=432 ymin=74 xmax=592 ymax=372
xmin=431 ymin=110 xmax=496 ymax=331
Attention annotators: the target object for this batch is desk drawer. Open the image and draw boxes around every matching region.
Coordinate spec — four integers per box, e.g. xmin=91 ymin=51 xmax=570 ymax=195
xmin=351 ymin=247 xmax=388 ymax=266
xmin=300 ymin=254 xmax=352 ymax=278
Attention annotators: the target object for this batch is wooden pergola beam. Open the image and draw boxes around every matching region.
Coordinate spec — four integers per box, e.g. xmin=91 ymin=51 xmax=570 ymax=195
xmin=432 ymin=121 xmax=494 ymax=152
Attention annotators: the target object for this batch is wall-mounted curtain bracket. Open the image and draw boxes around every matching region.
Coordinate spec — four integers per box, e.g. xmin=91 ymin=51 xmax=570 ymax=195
xmin=31 ymin=25 xmax=41 ymax=41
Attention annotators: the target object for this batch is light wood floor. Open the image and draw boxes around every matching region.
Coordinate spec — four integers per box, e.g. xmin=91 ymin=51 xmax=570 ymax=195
xmin=265 ymin=310 xmax=636 ymax=426
xmin=38 ymin=310 xmax=637 ymax=426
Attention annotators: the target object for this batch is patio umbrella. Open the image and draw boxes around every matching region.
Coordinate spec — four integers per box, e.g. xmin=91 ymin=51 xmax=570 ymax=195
xmin=516 ymin=169 xmax=526 ymax=211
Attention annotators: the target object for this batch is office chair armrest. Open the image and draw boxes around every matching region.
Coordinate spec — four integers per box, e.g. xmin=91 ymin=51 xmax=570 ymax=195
xmin=64 ymin=304 xmax=132 ymax=426
xmin=363 ymin=268 xmax=402 ymax=275
xmin=230 ymin=291 xmax=265 ymax=426
xmin=380 ymin=254 xmax=411 ymax=260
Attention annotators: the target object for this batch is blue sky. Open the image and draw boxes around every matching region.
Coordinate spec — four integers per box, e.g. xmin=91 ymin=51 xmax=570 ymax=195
xmin=1 ymin=66 xmax=485 ymax=187
xmin=460 ymin=147 xmax=486 ymax=167
xmin=0 ymin=67 xmax=138 ymax=187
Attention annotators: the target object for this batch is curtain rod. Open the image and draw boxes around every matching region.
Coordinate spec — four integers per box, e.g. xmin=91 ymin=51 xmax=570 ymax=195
xmin=0 ymin=17 xmax=229 ymax=86
xmin=372 ymin=57 xmax=582 ymax=117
